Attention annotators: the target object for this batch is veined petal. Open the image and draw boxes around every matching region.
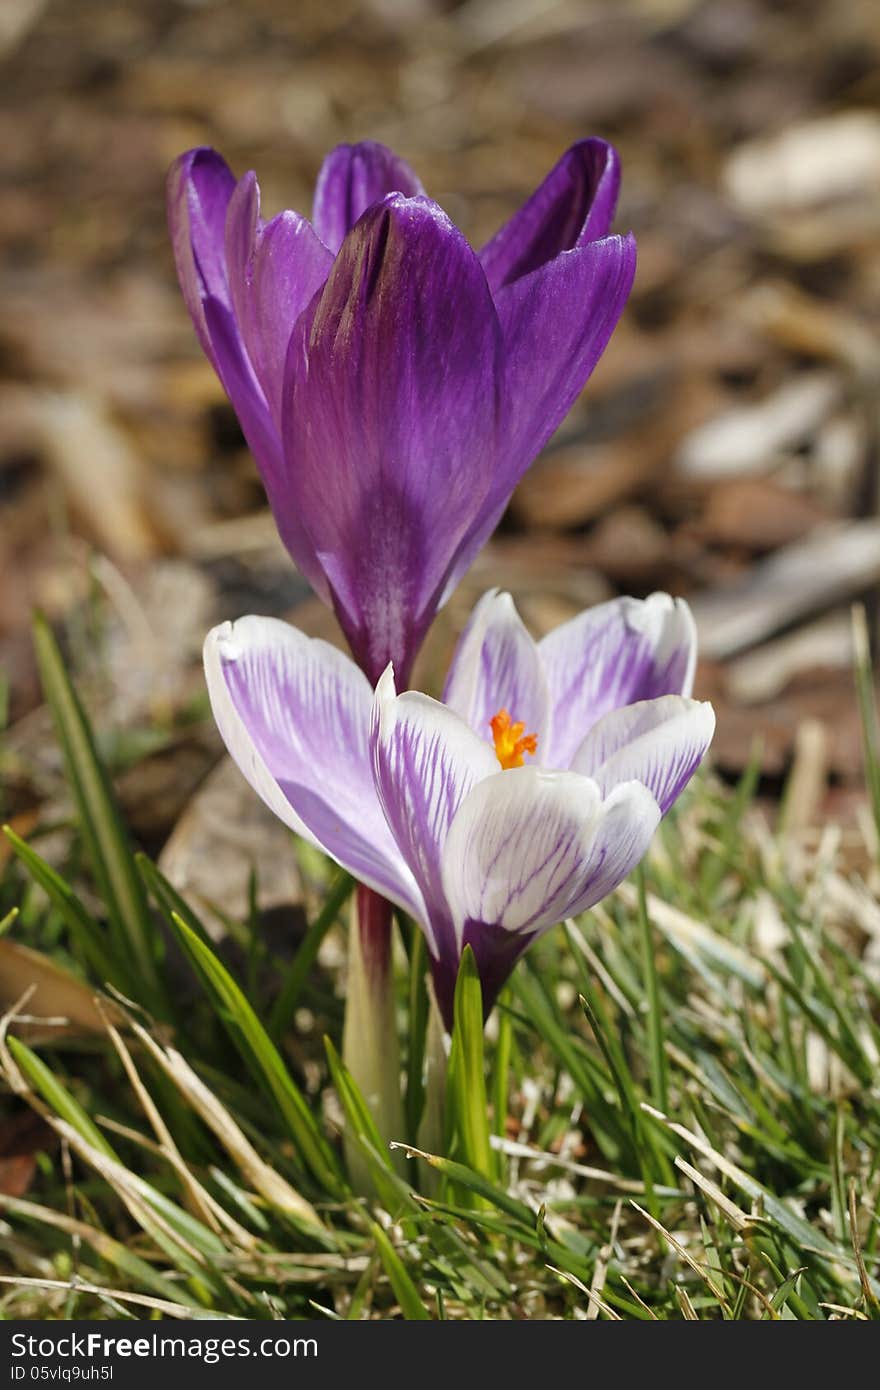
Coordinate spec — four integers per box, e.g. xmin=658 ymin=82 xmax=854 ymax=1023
xmin=248 ymin=212 xmax=333 ymax=419
xmin=479 ymin=139 xmax=622 ymax=293
xmin=225 ymin=173 xmax=333 ymax=423
xmin=312 ymin=141 xmax=425 ymax=254
xmin=572 ymin=696 xmax=715 ymax=815
xmin=284 ymin=194 xmax=502 ymax=683
xmin=203 ymin=617 xmax=424 ymax=919
xmin=539 ymin=593 xmax=697 ymax=770
xmin=167 ymin=147 xmax=237 ymax=364
xmin=442 ymin=590 xmax=549 ymax=756
xmin=443 ymin=769 xmax=659 ymax=945
xmin=435 ymin=234 xmax=636 ymax=606
xmin=371 ymin=667 xmax=498 ymax=955
xmin=494 ymin=233 xmax=637 ymax=478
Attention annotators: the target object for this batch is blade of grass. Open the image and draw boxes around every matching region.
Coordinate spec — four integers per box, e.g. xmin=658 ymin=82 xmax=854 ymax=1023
xmin=445 ymin=947 xmax=493 ymax=1186
xmin=166 ymin=910 xmax=343 ymax=1197
xmin=31 ymin=613 xmax=165 ymax=1013
xmin=370 ymin=1221 xmax=431 ymax=1319
xmin=269 ymin=869 xmax=353 ymax=1039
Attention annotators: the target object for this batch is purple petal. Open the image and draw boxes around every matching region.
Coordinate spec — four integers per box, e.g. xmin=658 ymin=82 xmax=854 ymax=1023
xmin=167 ymin=147 xmax=237 ymax=364
xmin=283 ymin=194 xmax=502 ymax=684
xmin=312 ymin=141 xmax=425 ymax=254
xmin=225 ymin=173 xmax=333 ymax=423
xmin=572 ymin=696 xmax=715 ymax=815
xmin=442 ymin=590 xmax=549 ymax=754
xmin=203 ymin=617 xmax=424 ymax=919
xmin=539 ymin=593 xmax=697 ymax=770
xmin=438 ymin=235 xmax=636 ymax=603
xmin=371 ymin=668 xmax=498 ymax=958
xmin=479 ymin=139 xmax=622 ymax=294
xmin=495 ymin=233 xmax=637 ymax=476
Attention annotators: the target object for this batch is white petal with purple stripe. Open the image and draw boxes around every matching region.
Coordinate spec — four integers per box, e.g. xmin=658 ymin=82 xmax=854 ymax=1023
xmin=371 ymin=667 xmax=498 ymax=953
xmin=539 ymin=592 xmax=697 ymax=769
xmin=442 ymin=589 xmax=549 ymax=752
xmin=203 ymin=617 xmax=424 ymax=920
xmin=571 ymin=695 xmax=716 ymax=815
xmin=441 ymin=767 xmax=661 ymax=944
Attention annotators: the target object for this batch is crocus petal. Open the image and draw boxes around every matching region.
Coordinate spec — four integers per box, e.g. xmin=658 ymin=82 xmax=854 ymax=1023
xmin=572 ymin=696 xmax=716 ymax=815
xmin=371 ymin=667 xmax=498 ymax=956
xmin=225 ymin=173 xmax=333 ymax=422
xmin=203 ymin=617 xmax=424 ymax=919
xmin=479 ymin=139 xmax=622 ymax=294
xmin=443 ymin=769 xmax=659 ymax=942
xmin=494 ymin=233 xmax=637 ymax=471
xmin=438 ymin=234 xmax=636 ymax=604
xmin=167 ymin=147 xmax=237 ymax=364
xmin=539 ymin=593 xmax=697 ymax=770
xmin=284 ymin=194 xmax=502 ymax=684
xmin=312 ymin=140 xmax=425 ymax=255
xmin=442 ymin=590 xmax=549 ymax=754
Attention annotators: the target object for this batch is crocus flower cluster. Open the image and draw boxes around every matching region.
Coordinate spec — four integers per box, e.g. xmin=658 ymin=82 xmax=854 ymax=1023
xmin=204 ymin=591 xmax=714 ymax=1025
xmin=168 ymin=139 xmax=636 ymax=684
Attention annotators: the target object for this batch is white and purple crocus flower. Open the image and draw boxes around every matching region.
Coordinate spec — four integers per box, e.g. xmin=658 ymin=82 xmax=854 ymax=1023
xmin=204 ymin=590 xmax=715 ymax=1026
xmin=169 ymin=139 xmax=636 ymax=685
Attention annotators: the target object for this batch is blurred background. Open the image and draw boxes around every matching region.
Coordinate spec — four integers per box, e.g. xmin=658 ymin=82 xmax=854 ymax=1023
xmin=2 ymin=0 xmax=880 ymax=891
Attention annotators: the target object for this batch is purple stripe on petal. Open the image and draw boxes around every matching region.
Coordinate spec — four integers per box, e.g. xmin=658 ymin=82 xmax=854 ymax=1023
xmin=539 ymin=593 xmax=697 ymax=770
xmin=283 ymin=194 xmax=502 ymax=684
xmin=312 ymin=141 xmax=425 ymax=255
xmin=442 ymin=590 xmax=549 ymax=753
xmin=371 ymin=668 xmax=498 ymax=958
xmin=572 ymin=696 xmax=715 ymax=815
xmin=479 ymin=139 xmax=622 ymax=294
xmin=203 ymin=617 xmax=424 ymax=920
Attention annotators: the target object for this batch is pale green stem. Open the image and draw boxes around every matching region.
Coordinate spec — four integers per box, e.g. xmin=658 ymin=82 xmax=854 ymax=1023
xmin=342 ymin=885 xmax=406 ymax=1190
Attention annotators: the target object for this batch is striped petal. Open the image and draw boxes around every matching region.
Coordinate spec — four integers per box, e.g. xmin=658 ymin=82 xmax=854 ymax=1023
xmin=572 ymin=696 xmax=715 ymax=815
xmin=203 ymin=617 xmax=424 ymax=919
xmin=442 ymin=590 xmax=549 ymax=756
xmin=371 ymin=667 xmax=498 ymax=957
xmin=539 ymin=593 xmax=697 ymax=769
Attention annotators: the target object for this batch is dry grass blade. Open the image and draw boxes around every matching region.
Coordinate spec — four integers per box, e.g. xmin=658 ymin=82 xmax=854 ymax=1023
xmin=126 ymin=1016 xmax=323 ymax=1232
xmin=630 ymin=1200 xmax=730 ymax=1308
xmin=0 ymin=1274 xmax=233 ymax=1319
xmin=546 ymin=1265 xmax=622 ymax=1320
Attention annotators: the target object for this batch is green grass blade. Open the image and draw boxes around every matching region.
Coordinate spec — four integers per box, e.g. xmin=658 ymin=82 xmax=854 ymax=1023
xmin=370 ymin=1221 xmax=431 ymax=1319
xmin=636 ymin=869 xmax=669 ymax=1112
xmin=31 ymin=613 xmax=165 ymax=1012
xmin=166 ymin=910 xmax=343 ymax=1196
xmin=405 ymin=924 xmax=429 ymax=1144
xmin=4 ymin=826 xmax=123 ymax=986
xmin=852 ymin=603 xmax=880 ymax=852
xmin=269 ymin=869 xmax=353 ymax=1039
xmin=445 ymin=946 xmax=493 ymax=1183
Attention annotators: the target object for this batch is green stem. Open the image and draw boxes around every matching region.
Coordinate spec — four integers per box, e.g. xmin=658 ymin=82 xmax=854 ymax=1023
xmin=342 ymin=885 xmax=405 ymax=1190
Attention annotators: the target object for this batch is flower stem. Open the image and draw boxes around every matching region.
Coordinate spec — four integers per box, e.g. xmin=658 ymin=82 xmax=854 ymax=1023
xmin=342 ymin=885 xmax=406 ymax=1188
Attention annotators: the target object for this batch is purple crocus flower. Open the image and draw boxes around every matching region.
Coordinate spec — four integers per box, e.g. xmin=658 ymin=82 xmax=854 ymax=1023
xmin=203 ymin=590 xmax=714 ymax=1026
xmin=169 ymin=139 xmax=636 ymax=685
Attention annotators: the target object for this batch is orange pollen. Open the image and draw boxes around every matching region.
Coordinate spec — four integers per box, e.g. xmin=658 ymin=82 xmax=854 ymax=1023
xmin=490 ymin=708 xmax=539 ymax=770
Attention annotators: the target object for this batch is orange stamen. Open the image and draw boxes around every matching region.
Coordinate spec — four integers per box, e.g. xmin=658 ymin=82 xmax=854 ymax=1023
xmin=490 ymin=708 xmax=539 ymax=770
